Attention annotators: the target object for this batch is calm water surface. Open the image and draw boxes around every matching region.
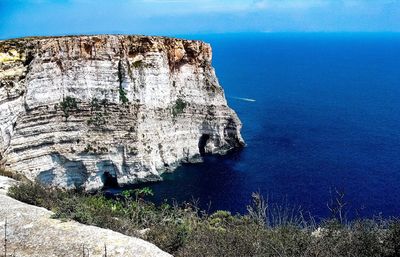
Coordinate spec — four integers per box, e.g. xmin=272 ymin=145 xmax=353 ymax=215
xmin=112 ymin=33 xmax=400 ymax=219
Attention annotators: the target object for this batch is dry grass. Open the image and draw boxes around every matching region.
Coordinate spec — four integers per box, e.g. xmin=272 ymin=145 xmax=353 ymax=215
xmin=0 ymin=166 xmax=27 ymax=181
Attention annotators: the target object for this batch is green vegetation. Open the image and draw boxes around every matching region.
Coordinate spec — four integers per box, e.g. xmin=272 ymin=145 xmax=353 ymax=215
xmin=87 ymin=97 xmax=109 ymax=127
xmin=117 ymin=59 xmax=129 ymax=104
xmin=119 ymin=87 xmax=129 ymax=104
xmin=7 ymin=182 xmax=400 ymax=257
xmin=82 ymin=144 xmax=94 ymax=153
xmin=132 ymin=60 xmax=143 ymax=68
xmin=59 ymin=96 xmax=78 ymax=120
xmin=90 ymin=97 xmax=101 ymax=112
xmin=172 ymin=98 xmax=187 ymax=117
xmin=82 ymin=144 xmax=108 ymax=153
xmin=87 ymin=112 xmax=106 ymax=127
xmin=101 ymin=98 xmax=109 ymax=110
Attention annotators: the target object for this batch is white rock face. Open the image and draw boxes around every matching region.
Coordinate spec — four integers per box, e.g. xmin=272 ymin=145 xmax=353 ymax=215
xmin=0 ymin=193 xmax=172 ymax=257
xmin=0 ymin=175 xmax=18 ymax=195
xmin=0 ymin=35 xmax=244 ymax=190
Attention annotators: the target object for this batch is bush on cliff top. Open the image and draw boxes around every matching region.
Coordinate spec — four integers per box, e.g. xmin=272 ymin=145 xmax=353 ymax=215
xmin=7 ymin=182 xmax=400 ymax=257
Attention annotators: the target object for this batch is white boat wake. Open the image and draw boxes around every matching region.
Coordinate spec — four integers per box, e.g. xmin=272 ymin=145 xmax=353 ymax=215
xmin=229 ymin=96 xmax=256 ymax=102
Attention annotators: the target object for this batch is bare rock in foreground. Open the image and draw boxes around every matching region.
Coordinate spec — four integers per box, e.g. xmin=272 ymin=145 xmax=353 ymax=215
xmin=0 ymin=193 xmax=172 ymax=257
xmin=0 ymin=175 xmax=17 ymax=195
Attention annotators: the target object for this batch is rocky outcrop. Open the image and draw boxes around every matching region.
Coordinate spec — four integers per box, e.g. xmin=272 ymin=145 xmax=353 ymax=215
xmin=0 ymin=191 xmax=171 ymax=257
xmin=0 ymin=35 xmax=244 ymax=190
xmin=0 ymin=175 xmax=17 ymax=195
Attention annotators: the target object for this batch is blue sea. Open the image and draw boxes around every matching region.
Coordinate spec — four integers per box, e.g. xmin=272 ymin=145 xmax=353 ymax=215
xmin=118 ymin=33 xmax=400 ymax=219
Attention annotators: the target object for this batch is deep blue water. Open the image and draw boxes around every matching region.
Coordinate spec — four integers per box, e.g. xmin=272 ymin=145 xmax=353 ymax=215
xmin=117 ymin=33 xmax=400 ymax=219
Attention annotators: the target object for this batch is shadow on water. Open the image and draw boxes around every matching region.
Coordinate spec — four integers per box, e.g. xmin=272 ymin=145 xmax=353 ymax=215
xmin=105 ymin=149 xmax=254 ymax=214
xmin=106 ymin=33 xmax=400 ymax=219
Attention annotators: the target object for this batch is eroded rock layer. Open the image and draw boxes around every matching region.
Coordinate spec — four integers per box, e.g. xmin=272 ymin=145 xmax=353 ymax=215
xmin=0 ymin=35 xmax=244 ymax=190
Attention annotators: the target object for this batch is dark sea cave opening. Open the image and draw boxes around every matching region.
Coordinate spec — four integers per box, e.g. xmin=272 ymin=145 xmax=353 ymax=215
xmin=198 ymin=134 xmax=210 ymax=156
xmin=102 ymin=171 xmax=119 ymax=188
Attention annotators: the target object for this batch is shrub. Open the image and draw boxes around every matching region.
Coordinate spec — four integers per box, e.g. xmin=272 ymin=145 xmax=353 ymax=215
xmin=172 ymin=98 xmax=187 ymax=117
xmin=119 ymin=87 xmax=129 ymax=104
xmin=384 ymin=219 xmax=400 ymax=257
xmin=59 ymin=96 xmax=78 ymax=120
xmin=87 ymin=112 xmax=106 ymax=127
xmin=7 ymin=182 xmax=67 ymax=210
xmin=132 ymin=60 xmax=143 ymax=68
xmin=82 ymin=144 xmax=95 ymax=153
xmin=147 ymin=223 xmax=189 ymax=253
xmin=101 ymin=98 xmax=109 ymax=110
xmin=90 ymin=97 xmax=101 ymax=112
xmin=7 ymin=183 xmax=400 ymax=257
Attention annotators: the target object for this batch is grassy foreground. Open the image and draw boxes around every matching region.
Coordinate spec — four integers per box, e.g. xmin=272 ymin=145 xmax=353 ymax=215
xmin=6 ymin=182 xmax=400 ymax=257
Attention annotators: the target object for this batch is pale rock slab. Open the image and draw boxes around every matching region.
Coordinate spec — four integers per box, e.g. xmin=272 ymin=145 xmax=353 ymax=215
xmin=0 ymin=175 xmax=17 ymax=195
xmin=0 ymin=193 xmax=172 ymax=257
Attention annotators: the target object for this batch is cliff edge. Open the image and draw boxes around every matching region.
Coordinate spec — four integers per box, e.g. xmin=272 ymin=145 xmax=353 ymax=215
xmin=0 ymin=35 xmax=244 ymax=190
xmin=0 ymin=182 xmax=171 ymax=257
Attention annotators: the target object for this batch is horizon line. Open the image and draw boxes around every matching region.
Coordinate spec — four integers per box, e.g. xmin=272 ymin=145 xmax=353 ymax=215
xmin=2 ymin=31 xmax=400 ymax=41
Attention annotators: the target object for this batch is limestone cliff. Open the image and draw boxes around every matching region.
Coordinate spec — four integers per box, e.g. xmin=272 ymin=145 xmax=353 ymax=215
xmin=0 ymin=35 xmax=244 ymax=190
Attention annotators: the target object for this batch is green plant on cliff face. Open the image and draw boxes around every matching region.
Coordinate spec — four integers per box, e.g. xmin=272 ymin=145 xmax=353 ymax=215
xmin=119 ymin=87 xmax=129 ymax=104
xmin=88 ymin=97 xmax=110 ymax=127
xmin=172 ymin=98 xmax=187 ymax=117
xmin=132 ymin=60 xmax=143 ymax=68
xmin=83 ymin=144 xmax=94 ymax=153
xmin=87 ymin=112 xmax=106 ymax=127
xmin=90 ymin=98 xmax=101 ymax=113
xmin=101 ymin=98 xmax=109 ymax=110
xmin=117 ymin=59 xmax=129 ymax=104
xmin=60 ymin=96 xmax=78 ymax=121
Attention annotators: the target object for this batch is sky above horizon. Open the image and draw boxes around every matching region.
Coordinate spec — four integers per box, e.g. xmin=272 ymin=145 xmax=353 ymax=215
xmin=1 ymin=0 xmax=400 ymax=39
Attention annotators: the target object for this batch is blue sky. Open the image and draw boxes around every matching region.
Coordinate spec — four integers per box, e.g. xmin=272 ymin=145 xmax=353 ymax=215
xmin=1 ymin=0 xmax=400 ymax=39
